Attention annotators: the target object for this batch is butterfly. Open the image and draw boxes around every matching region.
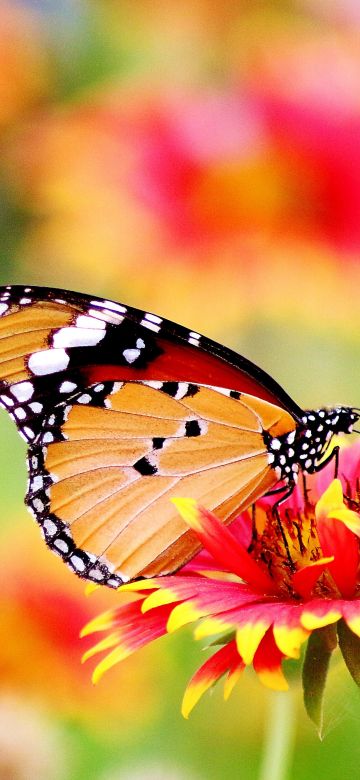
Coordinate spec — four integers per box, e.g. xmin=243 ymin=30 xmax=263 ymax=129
xmin=0 ymin=285 xmax=358 ymax=588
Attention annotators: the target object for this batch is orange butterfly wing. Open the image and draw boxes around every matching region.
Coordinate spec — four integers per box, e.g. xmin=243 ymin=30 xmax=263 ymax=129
xmin=27 ymin=381 xmax=296 ymax=583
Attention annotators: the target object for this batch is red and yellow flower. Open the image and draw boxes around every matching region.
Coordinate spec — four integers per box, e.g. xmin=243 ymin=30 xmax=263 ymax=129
xmin=82 ymin=442 xmax=360 ymax=727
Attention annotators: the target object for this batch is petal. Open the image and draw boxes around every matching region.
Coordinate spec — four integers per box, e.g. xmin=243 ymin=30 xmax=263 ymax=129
xmin=316 ymin=478 xmax=360 ymax=535
xmin=340 ymin=602 xmax=360 ymax=637
xmin=120 ymin=580 xmax=158 ymax=593
xmin=292 ymin=558 xmax=334 ymax=599
xmin=142 ymin=588 xmax=181 ymax=613
xmin=273 ymin=622 xmax=309 ymax=659
xmin=314 ymin=439 xmax=360 ymax=498
xmin=194 ymin=616 xmax=234 ymax=639
xmin=81 ymin=632 xmax=121 ymax=663
xmin=315 ymin=479 xmax=345 ymax=520
xmin=253 ymin=628 xmax=288 ymax=691
xmin=80 ymin=607 xmax=126 ymax=637
xmin=84 ymin=582 xmax=101 ymax=595
xmin=181 ymin=640 xmax=244 ymax=718
xmin=317 ymin=517 xmax=359 ymax=598
xmin=236 ymin=621 xmax=270 ymax=665
xmin=300 ymin=600 xmax=342 ymax=631
xmin=223 ymin=665 xmax=244 ymax=700
xmin=172 ymin=498 xmax=276 ymax=593
xmin=167 ymin=601 xmax=204 ymax=632
xmin=82 ymin=602 xmax=173 ymax=682
xmin=91 ymin=644 xmax=135 ymax=683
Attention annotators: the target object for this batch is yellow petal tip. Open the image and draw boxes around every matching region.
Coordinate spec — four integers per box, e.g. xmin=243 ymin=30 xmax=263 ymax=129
xmin=171 ymin=497 xmax=200 ymax=529
xmin=84 ymin=582 xmax=101 ymax=596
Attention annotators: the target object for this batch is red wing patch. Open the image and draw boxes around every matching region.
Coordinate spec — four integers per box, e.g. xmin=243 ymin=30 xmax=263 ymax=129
xmin=0 ymin=285 xmax=302 ymax=446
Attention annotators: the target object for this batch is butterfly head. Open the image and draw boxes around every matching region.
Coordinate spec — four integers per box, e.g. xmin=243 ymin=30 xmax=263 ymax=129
xmin=336 ymin=406 xmax=360 ymax=433
xmin=302 ymin=406 xmax=359 ymax=437
xmin=328 ymin=406 xmax=360 ymax=435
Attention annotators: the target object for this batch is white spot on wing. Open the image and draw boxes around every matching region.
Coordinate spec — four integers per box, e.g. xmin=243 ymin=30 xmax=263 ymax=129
xmin=60 ymin=380 xmax=77 ymax=393
xmin=123 ymin=348 xmax=140 ymax=364
xmin=31 ymin=475 xmax=44 ymax=492
xmin=111 ymin=382 xmax=123 ymax=393
xmin=142 ymin=380 xmax=163 ymax=389
xmin=144 ymin=312 xmax=162 ymax=324
xmin=91 ymin=299 xmax=127 ymax=314
xmin=29 ymin=402 xmax=43 ymax=413
xmin=88 ymin=308 xmax=124 ymax=324
xmin=175 ymin=383 xmax=190 ymax=400
xmin=0 ymin=395 xmax=14 ymax=407
xmin=89 ymin=568 xmax=104 ymax=581
xmin=76 ymin=314 xmax=106 ymax=330
xmin=70 ymin=555 xmax=86 ymax=572
xmin=77 ymin=394 xmax=92 ymax=404
xmin=23 ymin=426 xmax=35 ymax=439
xmin=54 ymin=539 xmax=69 ymax=553
xmin=43 ymin=519 xmax=57 ymax=536
xmin=14 ymin=407 xmax=26 ymax=420
xmin=29 ymin=349 xmax=70 ymax=375
xmin=140 ymin=318 xmax=160 ymax=333
xmin=32 ymin=497 xmax=44 ymax=512
xmin=210 ymin=386 xmax=231 ymax=396
xmin=271 ymin=438 xmax=281 ymax=450
xmin=0 ymin=304 xmax=8 ymax=315
xmin=53 ymin=326 xmax=105 ymax=348
xmin=11 ymin=381 xmax=34 ymax=402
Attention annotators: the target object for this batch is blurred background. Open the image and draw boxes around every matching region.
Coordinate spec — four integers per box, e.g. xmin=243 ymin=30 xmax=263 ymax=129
xmin=0 ymin=1 xmax=360 ymax=777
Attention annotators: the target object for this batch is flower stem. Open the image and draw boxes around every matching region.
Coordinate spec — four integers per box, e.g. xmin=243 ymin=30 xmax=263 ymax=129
xmin=258 ymin=691 xmax=296 ymax=780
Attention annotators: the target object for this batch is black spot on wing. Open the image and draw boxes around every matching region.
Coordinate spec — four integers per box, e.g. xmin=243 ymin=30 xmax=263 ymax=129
xmin=185 ymin=383 xmax=199 ymax=397
xmin=185 ymin=419 xmax=202 ymax=437
xmin=133 ymin=456 xmax=158 ymax=475
xmin=160 ymin=382 xmax=179 ymax=398
xmin=152 ymin=437 xmax=165 ymax=450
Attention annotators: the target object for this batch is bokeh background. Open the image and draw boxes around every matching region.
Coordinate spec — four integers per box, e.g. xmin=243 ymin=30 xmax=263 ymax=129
xmin=1 ymin=1 xmax=360 ymax=778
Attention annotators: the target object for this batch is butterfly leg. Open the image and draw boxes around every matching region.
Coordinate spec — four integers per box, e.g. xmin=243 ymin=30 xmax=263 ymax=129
xmin=272 ymin=483 xmax=296 ymax=572
xmin=313 ymin=445 xmax=339 ymax=478
xmin=265 ymin=484 xmax=291 ymax=498
xmin=301 ymin=472 xmax=311 ymax=510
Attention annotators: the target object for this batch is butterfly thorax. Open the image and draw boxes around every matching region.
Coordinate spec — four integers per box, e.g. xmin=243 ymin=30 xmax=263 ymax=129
xmin=264 ymin=406 xmax=359 ymax=484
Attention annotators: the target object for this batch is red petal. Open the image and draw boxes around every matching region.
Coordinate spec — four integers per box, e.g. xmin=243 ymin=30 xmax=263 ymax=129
xmin=182 ymin=639 xmax=244 ymax=718
xmin=253 ymin=628 xmax=288 ymax=690
xmin=173 ymin=499 xmax=276 ymax=594
xmin=292 ymin=558 xmax=334 ymax=599
xmin=318 ymin=517 xmax=359 ymax=598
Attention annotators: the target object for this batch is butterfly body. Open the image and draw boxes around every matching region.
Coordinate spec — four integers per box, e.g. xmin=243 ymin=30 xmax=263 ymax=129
xmin=0 ymin=285 xmax=358 ymax=586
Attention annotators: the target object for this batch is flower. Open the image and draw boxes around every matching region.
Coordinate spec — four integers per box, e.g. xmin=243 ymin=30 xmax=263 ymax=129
xmin=82 ymin=441 xmax=360 ymax=730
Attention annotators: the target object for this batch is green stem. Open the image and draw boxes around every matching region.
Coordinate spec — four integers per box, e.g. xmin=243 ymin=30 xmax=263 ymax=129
xmin=258 ymin=691 xmax=296 ymax=780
